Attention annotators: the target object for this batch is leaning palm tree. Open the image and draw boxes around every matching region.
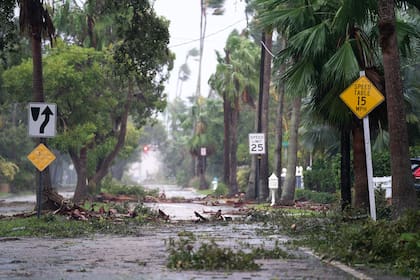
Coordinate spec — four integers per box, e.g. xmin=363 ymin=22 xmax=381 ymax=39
xmin=377 ymin=0 xmax=419 ymax=216
xmin=255 ymin=0 xmax=419 ymax=212
xmin=19 ymin=0 xmax=59 ymax=209
xmin=209 ymin=30 xmax=259 ymax=195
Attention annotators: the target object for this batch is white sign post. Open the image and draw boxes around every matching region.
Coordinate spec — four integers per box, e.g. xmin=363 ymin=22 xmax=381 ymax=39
xmin=248 ymin=133 xmax=265 ymax=154
xmin=28 ymin=103 xmax=57 ymax=138
xmin=340 ymin=71 xmax=384 ymax=221
xmin=268 ymin=173 xmax=279 ymax=206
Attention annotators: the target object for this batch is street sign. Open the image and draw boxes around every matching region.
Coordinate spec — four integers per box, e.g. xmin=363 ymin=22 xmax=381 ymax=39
xmin=28 ymin=103 xmax=57 ymax=137
xmin=249 ymin=133 xmax=265 ymax=154
xmin=27 ymin=143 xmax=56 ymax=171
xmin=339 ymin=76 xmax=384 ymax=119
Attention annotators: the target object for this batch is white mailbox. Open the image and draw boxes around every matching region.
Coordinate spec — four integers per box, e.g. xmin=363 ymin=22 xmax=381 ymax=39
xmin=268 ymin=173 xmax=278 ymax=189
xmin=268 ymin=173 xmax=278 ymax=206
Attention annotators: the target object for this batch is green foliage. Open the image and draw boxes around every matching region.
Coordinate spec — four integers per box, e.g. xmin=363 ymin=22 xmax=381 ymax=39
xmin=237 ymin=166 xmax=250 ymax=193
xmin=409 ymin=145 xmax=420 ymax=157
xmin=250 ymin=241 xmax=294 ymax=260
xmin=100 ymin=178 xmax=158 ymax=199
xmin=0 ymin=156 xmax=19 ymax=182
xmin=295 ymin=189 xmax=339 ymax=204
xmin=166 ymin=233 xmax=260 ymax=271
xmin=372 ymin=150 xmax=391 ymax=177
xmin=214 ymin=182 xmax=229 ymax=196
xmin=0 ymin=116 xmax=35 ymax=192
xmin=256 ymin=208 xmax=420 ymax=279
xmin=374 ymin=188 xmax=392 ymax=220
xmin=303 ymin=156 xmax=339 ymax=193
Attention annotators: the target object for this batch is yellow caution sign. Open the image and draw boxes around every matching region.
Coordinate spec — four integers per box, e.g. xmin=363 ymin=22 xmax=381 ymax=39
xmin=340 ymin=76 xmax=384 ymax=119
xmin=27 ymin=143 xmax=56 ymax=172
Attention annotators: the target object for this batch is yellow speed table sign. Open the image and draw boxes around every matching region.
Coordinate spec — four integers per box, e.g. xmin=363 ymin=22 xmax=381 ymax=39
xmin=340 ymin=76 xmax=384 ymax=119
xmin=27 ymin=143 xmax=56 ymax=172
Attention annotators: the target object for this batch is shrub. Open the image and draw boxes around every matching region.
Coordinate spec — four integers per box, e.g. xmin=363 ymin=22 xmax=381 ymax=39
xmin=214 ymin=182 xmax=228 ymax=196
xmin=303 ymin=157 xmax=339 ymax=193
xmin=166 ymin=232 xmax=260 ymax=271
xmin=295 ymin=189 xmax=338 ymax=204
xmin=237 ymin=166 xmax=250 ymax=193
xmin=100 ymin=178 xmax=158 ymax=199
xmin=276 ymin=209 xmax=420 ymax=279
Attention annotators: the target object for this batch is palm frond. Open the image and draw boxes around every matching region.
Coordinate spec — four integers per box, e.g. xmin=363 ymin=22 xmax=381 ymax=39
xmin=322 ymin=40 xmax=360 ymax=87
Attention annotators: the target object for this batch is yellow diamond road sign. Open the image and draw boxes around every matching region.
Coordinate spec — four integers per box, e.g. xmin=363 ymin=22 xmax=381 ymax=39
xmin=340 ymin=76 xmax=384 ymax=119
xmin=27 ymin=143 xmax=56 ymax=172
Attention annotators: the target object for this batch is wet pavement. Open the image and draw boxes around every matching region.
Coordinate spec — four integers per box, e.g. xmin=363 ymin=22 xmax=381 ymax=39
xmin=0 ymin=186 xmax=408 ymax=279
xmin=1 ymin=222 xmax=368 ymax=280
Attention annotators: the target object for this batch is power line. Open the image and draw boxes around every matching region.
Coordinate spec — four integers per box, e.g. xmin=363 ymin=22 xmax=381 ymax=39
xmin=169 ymin=18 xmax=246 ymax=48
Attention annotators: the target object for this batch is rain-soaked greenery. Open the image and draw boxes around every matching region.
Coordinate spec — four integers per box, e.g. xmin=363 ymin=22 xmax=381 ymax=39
xmin=165 ymin=230 xmax=293 ymax=271
xmin=0 ymin=199 xmax=418 ymax=278
xmin=246 ymin=207 xmax=420 ymax=279
xmin=0 ymin=203 xmax=160 ymax=238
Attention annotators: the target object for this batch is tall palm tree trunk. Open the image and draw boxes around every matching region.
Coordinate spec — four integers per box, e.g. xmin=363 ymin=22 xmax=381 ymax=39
xmin=280 ymin=97 xmax=301 ymax=204
xmin=229 ymin=95 xmax=239 ymax=195
xmin=340 ymin=127 xmax=352 ymax=210
xmin=352 ymin=123 xmax=369 ymax=210
xmin=259 ymin=31 xmax=272 ymax=200
xmin=377 ymin=0 xmax=417 ymax=217
xmin=275 ymin=81 xmax=285 ymax=197
xmin=223 ymin=90 xmax=231 ymax=186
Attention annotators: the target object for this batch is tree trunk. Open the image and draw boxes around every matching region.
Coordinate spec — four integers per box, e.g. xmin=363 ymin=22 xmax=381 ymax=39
xmin=223 ymin=49 xmax=232 ymax=186
xmin=274 ymin=37 xmax=286 ymax=198
xmin=71 ymin=147 xmax=89 ymax=204
xmin=196 ymin=0 xmax=207 ymax=98
xmin=280 ymin=97 xmax=301 ymax=204
xmin=259 ymin=31 xmax=272 ymax=201
xmin=377 ymin=0 xmax=417 ymax=217
xmin=352 ymin=124 xmax=369 ymax=210
xmin=223 ymin=90 xmax=231 ymax=186
xmin=246 ymin=108 xmax=258 ymax=200
xmin=89 ymin=79 xmax=132 ymax=189
xmin=199 ymin=154 xmax=208 ymax=189
xmin=30 ymin=12 xmax=60 ymax=208
xmin=340 ymin=127 xmax=352 ymax=210
xmin=229 ymin=95 xmax=239 ymax=195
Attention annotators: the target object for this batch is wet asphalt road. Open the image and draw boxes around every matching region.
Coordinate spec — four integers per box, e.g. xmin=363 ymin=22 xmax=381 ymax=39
xmin=1 ymin=222 xmax=373 ymax=280
xmin=0 ymin=186 xmax=408 ymax=280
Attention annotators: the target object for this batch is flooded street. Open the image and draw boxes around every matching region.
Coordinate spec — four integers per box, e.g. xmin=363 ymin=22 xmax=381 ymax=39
xmin=0 ymin=184 xmax=242 ymax=221
xmin=0 ymin=186 xmax=407 ymax=279
xmin=1 ymin=222 xmax=363 ymax=280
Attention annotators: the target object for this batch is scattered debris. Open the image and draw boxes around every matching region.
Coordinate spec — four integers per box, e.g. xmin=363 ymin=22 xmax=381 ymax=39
xmin=194 ymin=211 xmax=208 ymax=222
xmin=158 ymin=209 xmax=170 ymax=221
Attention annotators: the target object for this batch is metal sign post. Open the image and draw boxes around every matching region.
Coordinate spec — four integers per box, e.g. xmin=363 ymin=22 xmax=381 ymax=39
xmin=27 ymin=143 xmax=56 ymax=218
xmin=249 ymin=133 xmax=265 ymax=201
xmin=28 ymin=102 xmax=57 ymax=217
xmin=340 ymin=71 xmax=384 ymax=221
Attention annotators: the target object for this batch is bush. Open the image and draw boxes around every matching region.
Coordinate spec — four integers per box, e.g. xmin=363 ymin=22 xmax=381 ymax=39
xmin=295 ymin=189 xmax=338 ymax=204
xmin=237 ymin=166 xmax=250 ymax=193
xmin=303 ymin=157 xmax=339 ymax=193
xmin=372 ymin=150 xmax=391 ymax=177
xmin=214 ymin=182 xmax=228 ymax=196
xmin=100 ymin=178 xmax=158 ymax=199
xmin=166 ymin=232 xmax=260 ymax=271
xmin=278 ymin=209 xmax=420 ymax=279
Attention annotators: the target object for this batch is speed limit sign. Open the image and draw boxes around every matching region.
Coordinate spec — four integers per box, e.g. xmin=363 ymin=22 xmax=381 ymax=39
xmin=249 ymin=133 xmax=265 ymax=154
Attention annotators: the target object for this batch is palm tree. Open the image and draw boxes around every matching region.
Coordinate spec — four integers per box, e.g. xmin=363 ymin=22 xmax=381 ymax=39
xmin=196 ymin=0 xmax=225 ymax=97
xmin=256 ymin=0 xmax=419 ymax=213
xmin=209 ymin=30 xmax=259 ymax=195
xmin=18 ymin=0 xmax=59 ymax=209
xmin=377 ymin=0 xmax=418 ymax=216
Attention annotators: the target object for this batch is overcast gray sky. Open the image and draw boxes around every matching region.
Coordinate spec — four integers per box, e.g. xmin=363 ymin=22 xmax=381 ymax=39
xmin=153 ymin=0 xmax=247 ymax=101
